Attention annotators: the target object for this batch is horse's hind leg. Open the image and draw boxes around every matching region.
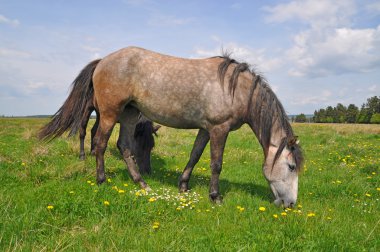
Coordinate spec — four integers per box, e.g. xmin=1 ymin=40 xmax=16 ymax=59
xmin=94 ymin=112 xmax=118 ymax=184
xmin=90 ymin=110 xmax=99 ymax=156
xmin=118 ymin=109 xmax=149 ymax=189
xmin=179 ymin=129 xmax=209 ymax=192
xmin=79 ymin=105 xmax=94 ymax=160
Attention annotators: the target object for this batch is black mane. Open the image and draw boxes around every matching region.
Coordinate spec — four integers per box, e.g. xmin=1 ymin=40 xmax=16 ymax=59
xmin=216 ymin=55 xmax=303 ymax=171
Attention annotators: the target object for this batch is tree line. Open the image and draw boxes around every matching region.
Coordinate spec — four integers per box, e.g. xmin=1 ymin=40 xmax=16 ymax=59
xmin=293 ymin=96 xmax=380 ymax=124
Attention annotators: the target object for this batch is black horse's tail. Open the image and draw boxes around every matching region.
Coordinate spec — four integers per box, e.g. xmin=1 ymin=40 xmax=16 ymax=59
xmin=39 ymin=59 xmax=101 ymax=141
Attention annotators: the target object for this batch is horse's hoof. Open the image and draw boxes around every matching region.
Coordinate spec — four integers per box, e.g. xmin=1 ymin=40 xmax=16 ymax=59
xmin=79 ymin=155 xmax=85 ymax=161
xmin=97 ymin=176 xmax=106 ymax=185
xmin=209 ymin=192 xmax=223 ymax=204
xmin=90 ymin=150 xmax=96 ymax=156
xmin=139 ymin=181 xmax=151 ymax=191
xmin=178 ymin=182 xmax=189 ymax=193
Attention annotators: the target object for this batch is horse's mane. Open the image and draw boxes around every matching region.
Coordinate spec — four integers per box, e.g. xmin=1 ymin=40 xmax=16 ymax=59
xmin=216 ymin=54 xmax=303 ymax=171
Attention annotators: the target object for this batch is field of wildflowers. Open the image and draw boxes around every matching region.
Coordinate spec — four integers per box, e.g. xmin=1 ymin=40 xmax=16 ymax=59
xmin=0 ymin=118 xmax=379 ymax=251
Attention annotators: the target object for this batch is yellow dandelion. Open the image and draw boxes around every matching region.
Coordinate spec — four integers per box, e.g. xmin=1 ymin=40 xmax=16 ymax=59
xmin=307 ymin=212 xmax=316 ymax=217
xmin=135 ymin=191 xmax=141 ymax=196
xmin=376 ymin=187 xmax=380 ymax=191
xmin=123 ymin=183 xmax=129 ymax=187
xmin=107 ymin=178 xmax=112 ymax=183
xmin=281 ymin=212 xmax=287 ymax=216
xmin=176 ymin=207 xmax=181 ymax=211
xmin=103 ymin=200 xmax=110 ymax=206
xmin=90 ymin=183 xmax=95 ymax=186
xmin=327 ymin=217 xmax=332 ymax=220
xmin=87 ymin=180 xmax=91 ymax=184
xmin=297 ymin=204 xmax=302 ymax=208
xmin=365 ymin=193 xmax=371 ymax=197
xmin=152 ymin=221 xmax=160 ymax=229
xmin=47 ymin=205 xmax=54 ymax=210
xmin=372 ymin=172 xmax=376 ymax=175
xmin=273 ymin=214 xmax=278 ymax=218
xmin=118 ymin=189 xmax=125 ymax=194
xmin=336 ymin=180 xmax=342 ymax=184
xmin=148 ymin=197 xmax=157 ymax=202
xmin=237 ymin=206 xmax=245 ymax=212
xmin=21 ymin=162 xmax=26 ymax=166
xmin=69 ymin=191 xmax=75 ymax=194
xmin=259 ymin=206 xmax=266 ymax=212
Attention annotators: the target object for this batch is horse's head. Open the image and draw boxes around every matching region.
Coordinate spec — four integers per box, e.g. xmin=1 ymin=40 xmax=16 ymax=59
xmin=263 ymin=136 xmax=303 ymax=208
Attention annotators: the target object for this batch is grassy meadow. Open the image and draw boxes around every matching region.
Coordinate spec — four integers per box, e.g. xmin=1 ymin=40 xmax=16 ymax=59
xmin=0 ymin=118 xmax=379 ymax=251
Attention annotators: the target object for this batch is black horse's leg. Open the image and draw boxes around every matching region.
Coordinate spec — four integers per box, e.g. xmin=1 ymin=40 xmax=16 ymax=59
xmin=90 ymin=110 xmax=99 ymax=156
xmin=178 ymin=129 xmax=209 ymax=192
xmin=118 ymin=110 xmax=149 ymax=189
xmin=79 ymin=106 xmax=93 ymax=160
xmin=208 ymin=125 xmax=229 ymax=204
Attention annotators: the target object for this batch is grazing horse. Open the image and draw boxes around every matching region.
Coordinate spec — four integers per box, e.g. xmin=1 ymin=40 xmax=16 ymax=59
xmin=78 ymin=97 xmax=160 ymax=174
xmin=41 ymin=46 xmax=303 ymax=207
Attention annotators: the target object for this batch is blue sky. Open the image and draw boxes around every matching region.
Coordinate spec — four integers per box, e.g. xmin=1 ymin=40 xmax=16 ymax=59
xmin=1 ymin=0 xmax=379 ymax=116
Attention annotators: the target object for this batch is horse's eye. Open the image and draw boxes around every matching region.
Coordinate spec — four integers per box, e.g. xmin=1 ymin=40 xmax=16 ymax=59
xmin=288 ymin=164 xmax=296 ymax=171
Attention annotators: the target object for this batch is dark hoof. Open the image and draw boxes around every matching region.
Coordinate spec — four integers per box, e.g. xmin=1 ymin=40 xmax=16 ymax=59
xmin=209 ymin=192 xmax=223 ymax=204
xmin=90 ymin=150 xmax=96 ymax=156
xmin=178 ymin=180 xmax=189 ymax=193
xmin=79 ymin=154 xmax=85 ymax=160
xmin=97 ymin=176 xmax=106 ymax=185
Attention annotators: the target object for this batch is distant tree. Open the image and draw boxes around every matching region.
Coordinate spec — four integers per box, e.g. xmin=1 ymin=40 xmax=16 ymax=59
xmin=336 ymin=103 xmax=347 ymax=123
xmin=366 ymin=96 xmax=380 ymax=114
xmin=357 ymin=105 xmax=371 ymax=124
xmin=346 ymin=104 xmax=358 ymax=123
xmin=295 ymin=113 xmax=307 ymax=123
xmin=370 ymin=113 xmax=380 ymax=124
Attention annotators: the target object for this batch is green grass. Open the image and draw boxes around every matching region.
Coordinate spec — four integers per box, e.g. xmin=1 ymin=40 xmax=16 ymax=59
xmin=0 ymin=118 xmax=379 ymax=251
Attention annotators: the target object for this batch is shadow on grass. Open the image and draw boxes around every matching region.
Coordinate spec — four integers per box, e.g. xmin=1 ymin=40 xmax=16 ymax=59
xmin=112 ymin=153 xmax=271 ymax=202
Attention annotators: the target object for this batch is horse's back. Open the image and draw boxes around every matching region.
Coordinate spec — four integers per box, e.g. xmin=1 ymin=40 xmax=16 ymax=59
xmin=92 ymin=47 xmax=241 ymax=129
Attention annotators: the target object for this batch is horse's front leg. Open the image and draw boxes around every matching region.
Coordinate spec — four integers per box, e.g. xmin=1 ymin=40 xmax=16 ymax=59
xmin=179 ymin=129 xmax=209 ymax=192
xmin=209 ymin=125 xmax=229 ymax=204
xmin=118 ymin=114 xmax=149 ymax=189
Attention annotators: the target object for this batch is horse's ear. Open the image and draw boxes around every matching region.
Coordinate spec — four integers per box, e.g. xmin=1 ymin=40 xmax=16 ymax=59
xmin=287 ymin=136 xmax=299 ymax=149
xmin=153 ymin=125 xmax=161 ymax=136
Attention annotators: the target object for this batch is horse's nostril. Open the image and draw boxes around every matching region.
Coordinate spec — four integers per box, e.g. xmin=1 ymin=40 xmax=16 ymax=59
xmin=289 ymin=202 xmax=294 ymax=208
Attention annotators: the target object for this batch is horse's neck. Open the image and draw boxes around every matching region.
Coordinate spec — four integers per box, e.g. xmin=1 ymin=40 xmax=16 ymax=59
xmin=248 ymin=114 xmax=286 ymax=150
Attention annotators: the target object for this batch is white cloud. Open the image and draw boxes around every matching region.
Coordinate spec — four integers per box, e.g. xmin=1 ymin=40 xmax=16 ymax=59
xmin=0 ymin=48 xmax=31 ymax=58
xmin=148 ymin=15 xmax=194 ymax=26
xmin=0 ymin=14 xmax=20 ymax=27
xmin=287 ymin=25 xmax=380 ymax=77
xmin=366 ymin=2 xmax=380 ymax=14
xmin=193 ymin=42 xmax=282 ymax=73
xmin=264 ymin=0 xmax=355 ymax=29
xmin=368 ymin=84 xmax=378 ymax=92
xmin=264 ymin=0 xmax=380 ymax=78
xmin=291 ymin=89 xmax=332 ymax=105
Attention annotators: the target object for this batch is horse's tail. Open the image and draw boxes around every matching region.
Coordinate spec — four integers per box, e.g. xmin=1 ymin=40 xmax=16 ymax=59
xmin=39 ymin=59 xmax=101 ymax=141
